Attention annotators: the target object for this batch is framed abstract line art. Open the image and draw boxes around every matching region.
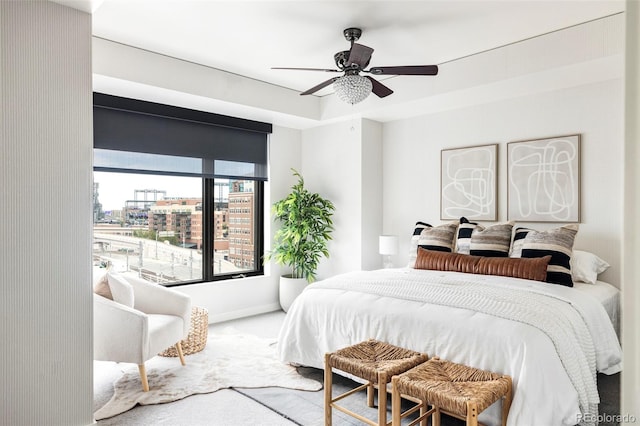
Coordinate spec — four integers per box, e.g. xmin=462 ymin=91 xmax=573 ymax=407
xmin=441 ymin=144 xmax=497 ymax=221
xmin=507 ymin=134 xmax=580 ymax=222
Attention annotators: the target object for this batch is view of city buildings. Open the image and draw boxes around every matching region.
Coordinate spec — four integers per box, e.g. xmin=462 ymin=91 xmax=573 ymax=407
xmin=93 ymin=177 xmax=256 ymax=284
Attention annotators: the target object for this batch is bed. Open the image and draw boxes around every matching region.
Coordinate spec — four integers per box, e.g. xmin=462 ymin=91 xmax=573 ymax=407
xmin=277 ymin=267 xmax=622 ymax=426
xmin=573 ymin=280 xmax=621 ymax=337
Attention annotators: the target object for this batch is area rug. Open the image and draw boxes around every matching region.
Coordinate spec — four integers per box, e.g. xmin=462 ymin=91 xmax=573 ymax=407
xmin=93 ymin=328 xmax=323 ymax=420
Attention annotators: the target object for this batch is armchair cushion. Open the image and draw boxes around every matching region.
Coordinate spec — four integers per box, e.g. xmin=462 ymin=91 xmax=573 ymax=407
xmin=125 ymin=275 xmax=191 ymax=338
xmin=147 ymin=314 xmax=186 ymax=356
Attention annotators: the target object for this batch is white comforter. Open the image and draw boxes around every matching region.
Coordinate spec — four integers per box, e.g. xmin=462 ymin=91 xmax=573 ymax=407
xmin=277 ymin=268 xmax=622 ymax=426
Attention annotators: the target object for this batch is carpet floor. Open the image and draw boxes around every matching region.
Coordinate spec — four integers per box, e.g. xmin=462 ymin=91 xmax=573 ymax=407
xmin=240 ymin=367 xmax=621 ymax=426
xmin=94 ymin=311 xmax=621 ymax=426
xmin=97 ymin=388 xmax=297 ymax=426
xmin=94 ymin=328 xmax=321 ymax=421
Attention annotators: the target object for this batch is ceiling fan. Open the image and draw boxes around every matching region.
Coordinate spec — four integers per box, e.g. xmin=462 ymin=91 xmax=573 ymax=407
xmin=272 ymin=27 xmax=438 ymax=104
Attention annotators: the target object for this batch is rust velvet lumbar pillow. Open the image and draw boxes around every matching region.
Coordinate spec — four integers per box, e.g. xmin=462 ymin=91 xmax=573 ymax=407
xmin=414 ymin=248 xmax=552 ymax=282
xmin=475 ymin=255 xmax=552 ymax=282
xmin=414 ymin=248 xmax=479 ymax=274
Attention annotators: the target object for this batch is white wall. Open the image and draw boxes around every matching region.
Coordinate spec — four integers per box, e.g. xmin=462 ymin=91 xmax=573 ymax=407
xmin=302 ymin=121 xmax=362 ymax=278
xmin=361 ymin=119 xmax=384 ymax=271
xmin=382 ymin=79 xmax=623 ymax=285
xmin=0 ymin=2 xmax=94 ymax=425
xmin=300 ymin=118 xmax=384 ymax=278
xmin=622 ymin=0 xmax=640 ymax=419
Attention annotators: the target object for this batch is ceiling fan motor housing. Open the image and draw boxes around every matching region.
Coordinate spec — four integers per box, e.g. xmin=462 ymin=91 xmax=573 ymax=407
xmin=343 ymin=27 xmax=362 ymax=43
xmin=334 ymin=51 xmax=350 ymax=70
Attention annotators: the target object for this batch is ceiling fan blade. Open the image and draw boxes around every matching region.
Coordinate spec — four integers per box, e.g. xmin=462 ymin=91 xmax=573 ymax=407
xmin=346 ymin=43 xmax=374 ymax=68
xmin=367 ymin=65 xmax=439 ymax=75
xmin=300 ymin=77 xmax=340 ymax=95
xmin=272 ymin=67 xmax=341 ymax=73
xmin=365 ymin=76 xmax=393 ymax=98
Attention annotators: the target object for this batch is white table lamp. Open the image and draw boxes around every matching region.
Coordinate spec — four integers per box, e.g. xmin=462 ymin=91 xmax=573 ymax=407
xmin=379 ymin=235 xmax=398 ymax=269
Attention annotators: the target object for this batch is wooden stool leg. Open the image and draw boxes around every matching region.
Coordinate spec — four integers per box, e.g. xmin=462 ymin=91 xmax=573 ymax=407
xmin=138 ymin=363 xmax=149 ymax=392
xmin=466 ymin=401 xmax=479 ymax=426
xmin=502 ymin=377 xmax=513 ymax=426
xmin=420 ymin=400 xmax=428 ymax=426
xmin=378 ymin=372 xmax=387 ymax=426
xmin=391 ymin=377 xmax=401 ymax=426
xmin=433 ymin=406 xmax=441 ymax=426
xmin=368 ymin=382 xmax=375 ymax=407
xmin=324 ymin=353 xmax=333 ymax=426
xmin=176 ymin=342 xmax=186 ymax=366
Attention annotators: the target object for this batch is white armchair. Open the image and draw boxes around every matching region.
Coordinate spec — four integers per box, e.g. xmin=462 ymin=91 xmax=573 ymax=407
xmin=94 ymin=273 xmax=192 ymax=392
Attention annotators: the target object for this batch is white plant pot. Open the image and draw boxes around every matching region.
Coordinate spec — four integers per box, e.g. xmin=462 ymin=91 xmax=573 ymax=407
xmin=279 ymin=275 xmax=308 ymax=312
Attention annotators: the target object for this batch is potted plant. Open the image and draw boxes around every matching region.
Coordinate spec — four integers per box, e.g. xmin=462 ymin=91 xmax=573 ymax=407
xmin=265 ymin=169 xmax=335 ymax=312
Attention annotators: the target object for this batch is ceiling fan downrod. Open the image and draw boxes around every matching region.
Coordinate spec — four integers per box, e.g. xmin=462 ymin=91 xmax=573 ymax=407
xmin=343 ymin=27 xmax=362 ymax=45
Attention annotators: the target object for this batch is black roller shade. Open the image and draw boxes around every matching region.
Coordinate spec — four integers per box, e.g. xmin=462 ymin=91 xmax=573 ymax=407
xmin=93 ymin=93 xmax=271 ymax=179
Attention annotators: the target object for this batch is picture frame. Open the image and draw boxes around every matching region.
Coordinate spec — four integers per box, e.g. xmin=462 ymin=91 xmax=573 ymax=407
xmin=507 ymin=134 xmax=580 ymax=222
xmin=441 ymin=143 xmax=497 ymax=221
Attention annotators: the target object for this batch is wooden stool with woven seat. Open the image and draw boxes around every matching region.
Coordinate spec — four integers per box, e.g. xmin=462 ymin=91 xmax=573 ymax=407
xmin=391 ymin=357 xmax=512 ymax=426
xmin=324 ymin=339 xmax=430 ymax=426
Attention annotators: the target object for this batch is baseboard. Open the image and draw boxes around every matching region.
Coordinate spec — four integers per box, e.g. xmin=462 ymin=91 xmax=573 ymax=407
xmin=208 ymin=303 xmax=282 ymax=324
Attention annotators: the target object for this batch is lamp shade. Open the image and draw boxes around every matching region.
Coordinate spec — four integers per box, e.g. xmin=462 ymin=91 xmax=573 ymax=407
xmin=379 ymin=235 xmax=399 ymax=256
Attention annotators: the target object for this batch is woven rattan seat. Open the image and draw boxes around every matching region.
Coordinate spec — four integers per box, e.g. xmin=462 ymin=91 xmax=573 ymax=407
xmin=324 ymin=339 xmax=429 ymax=426
xmin=391 ymin=357 xmax=512 ymax=426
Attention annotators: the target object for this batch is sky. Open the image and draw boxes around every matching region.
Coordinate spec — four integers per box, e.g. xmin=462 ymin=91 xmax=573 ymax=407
xmin=94 ymin=171 xmax=202 ymax=212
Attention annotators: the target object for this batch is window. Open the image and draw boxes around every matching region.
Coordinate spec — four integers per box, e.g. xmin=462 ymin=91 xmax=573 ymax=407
xmin=93 ymin=93 xmax=271 ymax=286
xmin=210 ymin=178 xmax=262 ymax=278
xmin=93 ymin=172 xmax=205 ymax=283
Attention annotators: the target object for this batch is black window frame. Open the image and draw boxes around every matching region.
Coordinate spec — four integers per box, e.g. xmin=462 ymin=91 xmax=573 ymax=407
xmin=203 ymin=177 xmax=265 ymax=282
xmin=93 ymin=93 xmax=271 ymax=286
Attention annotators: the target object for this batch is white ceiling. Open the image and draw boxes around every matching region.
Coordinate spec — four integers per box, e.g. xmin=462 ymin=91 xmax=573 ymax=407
xmin=88 ymin=0 xmax=625 ymax=99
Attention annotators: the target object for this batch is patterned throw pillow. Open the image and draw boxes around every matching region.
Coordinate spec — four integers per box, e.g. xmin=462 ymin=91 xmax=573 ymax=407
xmin=407 ymin=222 xmax=431 ymax=267
xmin=520 ymin=224 xmax=579 ymax=287
xmin=456 ymin=217 xmax=478 ymax=255
xmin=509 ymin=227 xmax=535 ymax=258
xmin=469 ymin=221 xmax=514 ymax=257
xmin=408 ymin=221 xmax=458 ymax=267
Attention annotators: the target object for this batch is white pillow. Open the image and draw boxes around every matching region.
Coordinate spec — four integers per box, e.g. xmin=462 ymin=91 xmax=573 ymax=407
xmin=570 ymin=250 xmax=610 ymax=284
xmin=106 ymin=273 xmax=135 ymax=307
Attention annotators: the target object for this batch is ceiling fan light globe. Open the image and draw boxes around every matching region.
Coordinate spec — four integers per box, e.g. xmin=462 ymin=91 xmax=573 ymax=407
xmin=333 ymin=75 xmax=373 ymax=104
